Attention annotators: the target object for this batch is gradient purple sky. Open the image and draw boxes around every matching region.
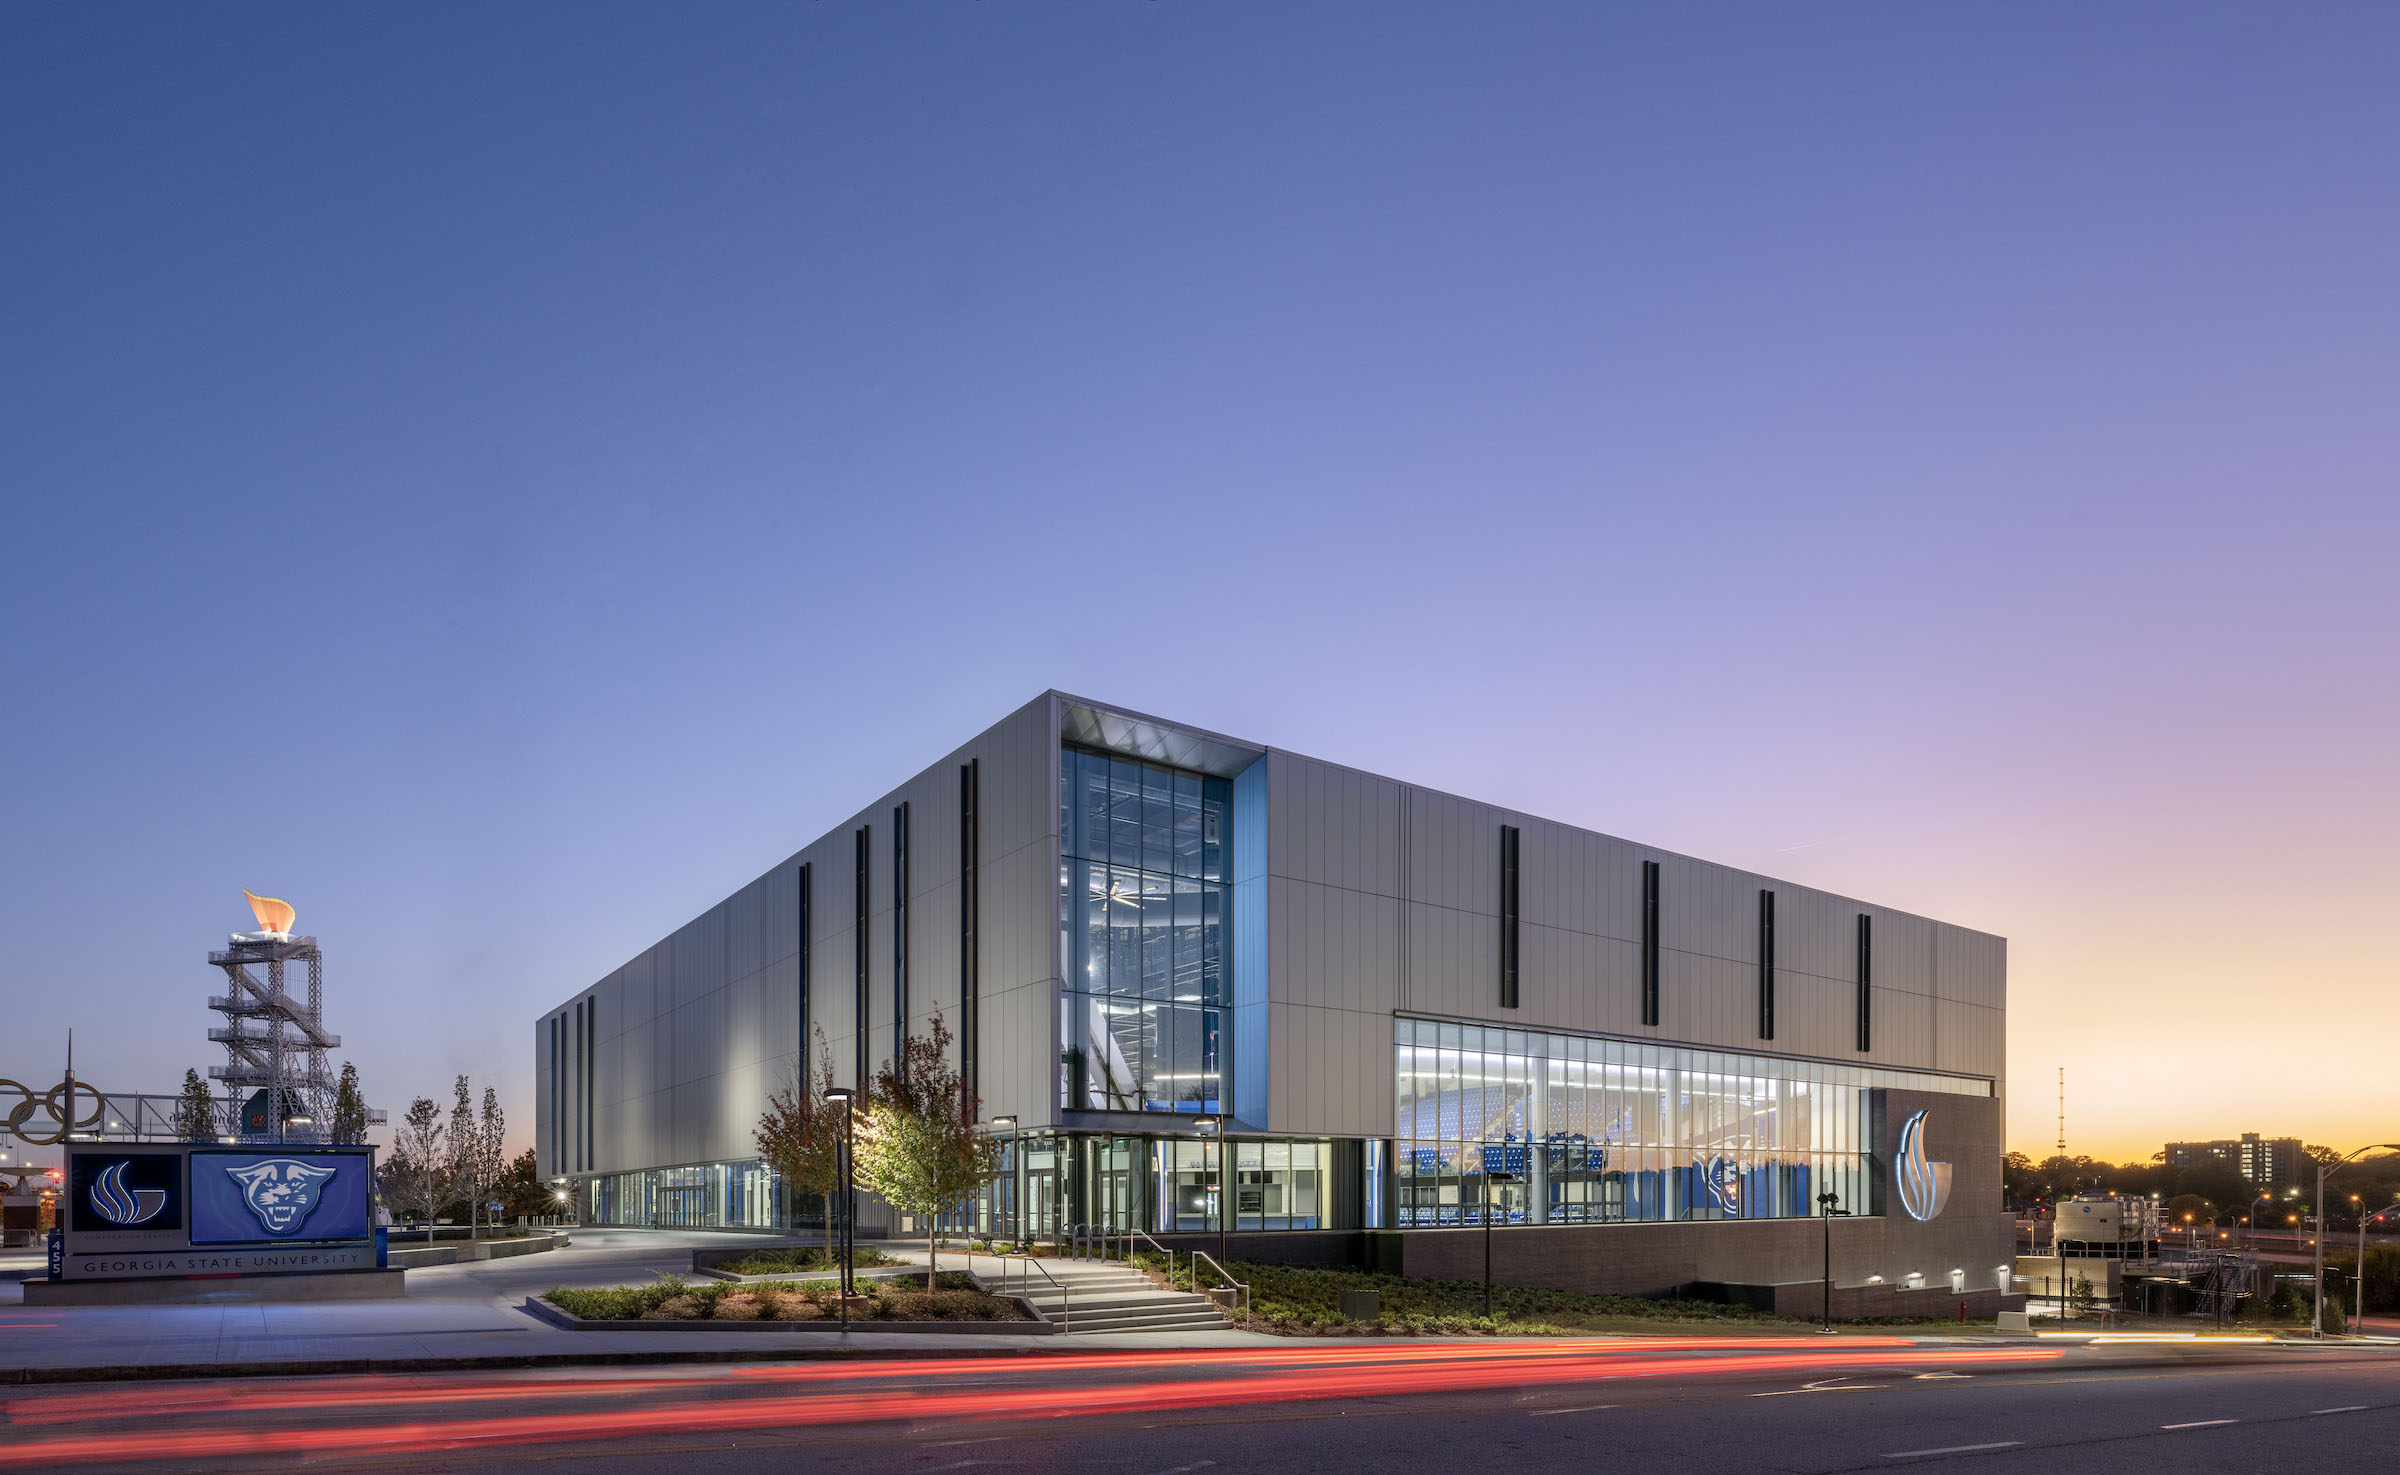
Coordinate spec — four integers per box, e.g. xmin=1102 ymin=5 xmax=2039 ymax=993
xmin=5 ymin=6 xmax=2395 ymax=1162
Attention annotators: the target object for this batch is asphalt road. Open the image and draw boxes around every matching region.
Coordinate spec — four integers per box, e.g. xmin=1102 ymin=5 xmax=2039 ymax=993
xmin=4 ymin=1337 xmax=2395 ymax=1473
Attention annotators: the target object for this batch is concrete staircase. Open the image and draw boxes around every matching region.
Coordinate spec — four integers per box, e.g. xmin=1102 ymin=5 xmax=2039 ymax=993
xmin=986 ymin=1259 xmax=1232 ymax=1334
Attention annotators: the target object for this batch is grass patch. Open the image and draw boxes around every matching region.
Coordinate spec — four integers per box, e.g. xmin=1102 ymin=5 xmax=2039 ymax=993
xmin=545 ymin=1270 xmax=1027 ymax=1323
xmin=714 ymin=1245 xmax=902 ymax=1276
xmin=1142 ymin=1257 xmax=1965 ymax=1337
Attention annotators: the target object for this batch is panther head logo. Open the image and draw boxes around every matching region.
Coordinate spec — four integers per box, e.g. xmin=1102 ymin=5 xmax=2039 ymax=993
xmin=226 ymin=1159 xmax=339 ymax=1234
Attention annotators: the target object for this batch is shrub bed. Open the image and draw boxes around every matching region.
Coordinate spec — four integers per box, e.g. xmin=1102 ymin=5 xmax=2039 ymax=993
xmin=1143 ymin=1257 xmax=1967 ymax=1336
xmin=546 ymin=1271 xmax=1026 ymax=1323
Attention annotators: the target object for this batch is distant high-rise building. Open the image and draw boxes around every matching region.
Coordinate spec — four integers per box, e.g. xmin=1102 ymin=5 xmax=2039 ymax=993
xmin=2163 ymin=1133 xmax=2305 ymax=1187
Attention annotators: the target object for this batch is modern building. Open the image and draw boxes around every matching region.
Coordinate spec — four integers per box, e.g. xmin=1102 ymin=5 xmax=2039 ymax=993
xmin=2163 ymin=1134 xmax=2306 ymax=1188
xmin=535 ymin=692 xmax=2012 ymax=1309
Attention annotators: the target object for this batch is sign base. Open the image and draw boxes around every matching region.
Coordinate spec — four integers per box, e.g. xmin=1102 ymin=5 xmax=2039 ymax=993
xmin=25 ymin=1269 xmax=405 ymax=1306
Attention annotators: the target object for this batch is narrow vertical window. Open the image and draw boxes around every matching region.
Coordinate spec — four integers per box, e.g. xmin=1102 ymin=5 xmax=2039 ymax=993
xmin=1855 ymin=913 xmax=1872 ymax=1053
xmin=797 ymin=861 xmax=813 ymax=1089
xmin=892 ymin=800 xmax=910 ymax=1056
xmin=854 ymin=825 xmax=871 ymax=1088
xmin=571 ymin=1001 xmax=584 ymax=1172
xmin=550 ymin=1014 xmax=563 ymax=1175
xmin=960 ymin=758 xmax=980 ymax=1112
xmin=1640 ymin=860 xmax=1661 ymax=1026
xmin=584 ymin=995 xmax=597 ymax=1172
xmin=1756 ymin=890 xmax=1776 ymax=1040
xmin=1498 ymin=824 xmax=1521 ymax=1010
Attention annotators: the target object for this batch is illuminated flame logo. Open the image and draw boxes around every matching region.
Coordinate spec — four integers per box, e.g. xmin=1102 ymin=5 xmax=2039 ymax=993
xmin=243 ymin=890 xmax=295 ymax=936
xmin=1896 ymin=1110 xmax=1952 ymax=1221
xmin=88 ymin=1162 xmax=167 ymax=1225
xmin=226 ymin=1159 xmax=337 ymax=1235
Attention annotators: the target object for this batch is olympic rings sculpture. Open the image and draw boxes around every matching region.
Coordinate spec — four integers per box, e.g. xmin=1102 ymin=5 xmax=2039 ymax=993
xmin=0 ymin=1078 xmax=105 ymax=1146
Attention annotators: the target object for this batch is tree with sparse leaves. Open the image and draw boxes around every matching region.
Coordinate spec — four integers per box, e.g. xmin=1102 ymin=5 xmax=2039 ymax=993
xmin=332 ymin=1062 xmax=369 ymax=1145
xmin=476 ymin=1086 xmax=507 ymax=1228
xmin=392 ymin=1095 xmax=449 ymax=1239
xmin=755 ymin=1026 xmax=846 ymax=1244
xmin=853 ymin=1012 xmax=1001 ymax=1284
xmin=173 ymin=1068 xmax=218 ymax=1142
xmin=444 ymin=1076 xmax=481 ymax=1232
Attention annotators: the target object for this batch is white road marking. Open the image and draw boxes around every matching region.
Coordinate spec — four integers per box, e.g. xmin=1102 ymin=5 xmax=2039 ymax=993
xmin=1529 ymin=1404 xmax=1620 ymax=1416
xmin=2161 ymin=1420 xmax=2236 ymax=1430
xmin=2314 ymin=1406 xmax=2368 ymax=1414
xmin=1883 ymin=1442 xmax=2021 ymax=1458
xmin=1752 ymin=1379 xmax=1885 ymax=1397
xmin=1913 ymin=1372 xmax=1972 ymax=1379
xmin=1144 ymin=1464 xmax=1217 ymax=1475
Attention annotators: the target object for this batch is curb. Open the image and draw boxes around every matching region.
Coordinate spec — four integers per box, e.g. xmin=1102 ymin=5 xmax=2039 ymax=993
xmin=523 ymin=1295 xmax=1057 ymax=1335
xmin=0 ymin=1342 xmax=1117 ymax=1386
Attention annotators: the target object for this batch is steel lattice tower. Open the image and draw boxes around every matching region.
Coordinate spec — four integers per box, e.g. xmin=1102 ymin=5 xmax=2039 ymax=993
xmin=207 ymin=932 xmax=339 ymax=1143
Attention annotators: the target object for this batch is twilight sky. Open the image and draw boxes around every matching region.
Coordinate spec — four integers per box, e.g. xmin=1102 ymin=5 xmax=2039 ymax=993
xmin=4 ymin=5 xmax=2395 ymax=1163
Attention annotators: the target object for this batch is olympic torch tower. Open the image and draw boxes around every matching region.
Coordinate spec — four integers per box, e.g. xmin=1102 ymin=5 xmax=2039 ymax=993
xmin=207 ymin=890 xmax=339 ymax=1144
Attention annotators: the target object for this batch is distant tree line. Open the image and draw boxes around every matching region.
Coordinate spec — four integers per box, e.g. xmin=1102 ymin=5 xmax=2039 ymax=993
xmin=2006 ymin=1147 xmax=2400 ymax=1229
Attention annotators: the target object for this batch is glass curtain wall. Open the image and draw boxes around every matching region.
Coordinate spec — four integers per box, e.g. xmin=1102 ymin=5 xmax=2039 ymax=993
xmin=582 ymin=1160 xmax=789 ymax=1230
xmin=1393 ymin=1017 xmax=1990 ymax=1228
xmin=1058 ymin=746 xmax=1230 ymax=1114
xmin=942 ymin=1134 xmax=1336 ymax=1240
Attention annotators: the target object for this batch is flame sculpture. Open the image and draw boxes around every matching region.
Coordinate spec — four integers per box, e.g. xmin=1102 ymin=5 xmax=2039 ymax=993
xmin=243 ymin=889 xmax=296 ymax=936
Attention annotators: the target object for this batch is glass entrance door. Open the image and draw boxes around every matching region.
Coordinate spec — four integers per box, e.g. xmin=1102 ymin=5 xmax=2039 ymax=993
xmin=1022 ymin=1139 xmax=1060 ymax=1242
xmin=1082 ymin=1136 xmax=1143 ymax=1231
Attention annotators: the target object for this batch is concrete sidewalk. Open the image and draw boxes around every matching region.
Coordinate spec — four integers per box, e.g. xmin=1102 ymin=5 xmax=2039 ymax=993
xmin=0 ymin=1230 xmax=1274 ymax=1382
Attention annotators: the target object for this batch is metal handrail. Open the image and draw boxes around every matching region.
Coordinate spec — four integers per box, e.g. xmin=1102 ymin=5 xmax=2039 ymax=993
xmin=1123 ymin=1228 xmax=1176 ymax=1282
xmin=1188 ymin=1248 xmax=1250 ymax=1328
xmin=965 ymin=1243 xmax=1070 ymax=1334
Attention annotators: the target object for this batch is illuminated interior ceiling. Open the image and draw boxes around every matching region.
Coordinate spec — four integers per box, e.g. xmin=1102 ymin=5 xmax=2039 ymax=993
xmin=242 ymin=889 xmax=295 ymax=935
xmin=1057 ymin=695 xmax=1264 ymax=778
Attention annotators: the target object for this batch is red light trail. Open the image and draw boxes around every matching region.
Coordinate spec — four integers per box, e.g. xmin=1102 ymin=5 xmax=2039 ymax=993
xmin=0 ymin=1340 xmax=2060 ymax=1467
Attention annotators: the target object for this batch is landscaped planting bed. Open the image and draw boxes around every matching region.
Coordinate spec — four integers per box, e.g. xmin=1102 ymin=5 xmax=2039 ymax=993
xmin=1143 ymin=1257 xmax=1983 ymax=1337
xmin=710 ymin=1245 xmax=903 ymax=1276
xmin=545 ymin=1271 xmax=1028 ymax=1324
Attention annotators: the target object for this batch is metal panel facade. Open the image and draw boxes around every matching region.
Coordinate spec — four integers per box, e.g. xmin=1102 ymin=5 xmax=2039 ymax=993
xmin=535 ymin=691 xmax=2003 ymax=1204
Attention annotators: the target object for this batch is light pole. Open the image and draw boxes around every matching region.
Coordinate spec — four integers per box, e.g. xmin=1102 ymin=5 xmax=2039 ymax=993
xmin=2314 ymin=1144 xmax=2400 ymax=1338
xmin=1483 ymin=1165 xmax=1519 ymax=1322
xmin=1817 ymin=1190 xmax=1850 ymax=1333
xmin=2356 ymin=1199 xmax=2396 ymax=1334
xmin=824 ymin=1087 xmax=856 ymax=1329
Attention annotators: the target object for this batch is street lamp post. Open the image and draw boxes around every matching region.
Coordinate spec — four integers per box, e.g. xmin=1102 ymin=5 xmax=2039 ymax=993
xmin=824 ymin=1087 xmax=856 ymax=1329
xmin=2314 ymin=1144 xmax=2400 ymax=1339
xmin=1817 ymin=1190 xmax=1850 ymax=1334
xmin=1483 ymin=1164 xmax=1519 ymax=1322
xmin=2356 ymin=1200 xmax=2394 ymax=1335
